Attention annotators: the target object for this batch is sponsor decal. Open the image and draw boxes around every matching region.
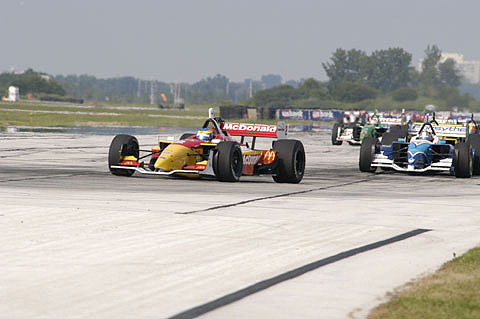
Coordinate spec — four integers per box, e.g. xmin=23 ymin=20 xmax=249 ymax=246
xmin=262 ymin=150 xmax=276 ymax=164
xmin=223 ymin=122 xmax=277 ymax=133
xmin=311 ymin=110 xmax=334 ymax=120
xmin=281 ymin=109 xmax=303 ymax=118
xmin=410 ymin=124 xmax=466 ymax=133
xmin=243 ymin=154 xmax=261 ymax=165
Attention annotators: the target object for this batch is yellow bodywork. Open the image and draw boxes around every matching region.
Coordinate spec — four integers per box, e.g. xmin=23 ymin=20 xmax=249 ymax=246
xmin=154 ymin=144 xmax=201 ymax=171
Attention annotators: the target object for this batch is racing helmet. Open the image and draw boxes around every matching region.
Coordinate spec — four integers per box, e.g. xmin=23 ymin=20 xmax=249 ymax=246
xmin=196 ymin=129 xmax=214 ymax=141
xmin=420 ymin=130 xmax=433 ymax=141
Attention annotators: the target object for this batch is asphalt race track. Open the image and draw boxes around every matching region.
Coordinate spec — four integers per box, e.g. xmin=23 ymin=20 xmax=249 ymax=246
xmin=1 ymin=131 xmax=480 ymax=319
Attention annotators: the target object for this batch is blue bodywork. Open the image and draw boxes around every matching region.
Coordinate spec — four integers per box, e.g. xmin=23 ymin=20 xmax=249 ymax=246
xmin=407 ymin=143 xmax=433 ymax=168
xmin=379 ymin=139 xmax=451 ymax=170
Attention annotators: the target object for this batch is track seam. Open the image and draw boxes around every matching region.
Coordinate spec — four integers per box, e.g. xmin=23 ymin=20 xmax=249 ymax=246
xmin=168 ymin=228 xmax=432 ymax=319
xmin=0 ymin=172 xmax=96 ymax=183
xmin=176 ymin=178 xmax=371 ymax=215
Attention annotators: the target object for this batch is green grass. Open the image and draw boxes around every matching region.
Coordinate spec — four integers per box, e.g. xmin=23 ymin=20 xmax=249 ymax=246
xmin=0 ymin=102 xmax=321 ymax=127
xmin=369 ymin=247 xmax=480 ymax=319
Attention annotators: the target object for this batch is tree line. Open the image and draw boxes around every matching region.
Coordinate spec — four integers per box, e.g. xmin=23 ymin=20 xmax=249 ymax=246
xmin=1 ymin=45 xmax=476 ymax=110
xmin=0 ymin=69 xmax=66 ymax=98
xmin=250 ymin=45 xmax=473 ymax=110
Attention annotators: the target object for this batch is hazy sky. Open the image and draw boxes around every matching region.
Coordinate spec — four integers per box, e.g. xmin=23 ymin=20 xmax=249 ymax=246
xmin=1 ymin=0 xmax=479 ymax=82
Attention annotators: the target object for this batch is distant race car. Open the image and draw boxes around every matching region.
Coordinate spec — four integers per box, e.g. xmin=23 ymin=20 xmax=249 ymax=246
xmin=108 ymin=108 xmax=306 ymax=183
xmin=331 ymin=112 xmax=389 ymax=145
xmin=359 ymin=117 xmax=480 ymax=178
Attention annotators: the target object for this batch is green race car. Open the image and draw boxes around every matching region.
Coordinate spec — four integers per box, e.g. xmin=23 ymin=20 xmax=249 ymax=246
xmin=332 ymin=112 xmax=387 ymax=145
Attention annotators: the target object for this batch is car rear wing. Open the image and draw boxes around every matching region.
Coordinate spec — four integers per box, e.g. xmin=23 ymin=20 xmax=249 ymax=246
xmin=408 ymin=123 xmax=467 ymax=138
xmin=221 ymin=122 xmax=288 ymax=139
xmin=378 ymin=116 xmax=402 ymax=126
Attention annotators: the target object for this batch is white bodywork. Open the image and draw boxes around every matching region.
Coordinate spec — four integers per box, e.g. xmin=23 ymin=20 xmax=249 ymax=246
xmin=336 ymin=127 xmax=361 ymax=144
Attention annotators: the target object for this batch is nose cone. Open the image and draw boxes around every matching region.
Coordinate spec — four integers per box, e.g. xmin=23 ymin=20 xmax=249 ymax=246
xmin=407 ymin=143 xmax=430 ymax=168
xmin=154 ymin=144 xmax=192 ymax=171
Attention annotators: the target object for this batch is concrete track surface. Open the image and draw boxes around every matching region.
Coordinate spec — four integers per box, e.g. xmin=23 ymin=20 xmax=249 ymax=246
xmin=1 ymin=132 xmax=479 ymax=319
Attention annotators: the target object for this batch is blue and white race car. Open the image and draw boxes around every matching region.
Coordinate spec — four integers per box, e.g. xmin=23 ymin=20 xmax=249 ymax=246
xmin=359 ymin=120 xmax=480 ymax=178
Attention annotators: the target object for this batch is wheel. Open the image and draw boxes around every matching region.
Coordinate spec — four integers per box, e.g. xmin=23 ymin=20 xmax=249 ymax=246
xmin=331 ymin=123 xmax=343 ymax=145
xmin=380 ymin=132 xmax=396 ymax=145
xmin=389 ymin=125 xmax=408 ymax=138
xmin=359 ymin=137 xmax=377 ymax=172
xmin=180 ymin=133 xmax=195 ymax=140
xmin=454 ymin=142 xmax=472 ymax=178
xmin=272 ymin=139 xmax=306 ymax=183
xmin=381 ymin=126 xmax=408 ymax=145
xmin=467 ymin=134 xmax=480 ymax=175
xmin=108 ymin=134 xmax=139 ymax=176
xmin=213 ymin=141 xmax=243 ymax=182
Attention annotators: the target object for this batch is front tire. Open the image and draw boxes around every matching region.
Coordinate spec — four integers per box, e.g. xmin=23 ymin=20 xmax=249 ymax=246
xmin=273 ymin=139 xmax=306 ymax=183
xmin=108 ymin=134 xmax=139 ymax=177
xmin=331 ymin=123 xmax=343 ymax=145
xmin=359 ymin=137 xmax=377 ymax=172
xmin=455 ymin=142 xmax=473 ymax=178
xmin=214 ymin=141 xmax=243 ymax=182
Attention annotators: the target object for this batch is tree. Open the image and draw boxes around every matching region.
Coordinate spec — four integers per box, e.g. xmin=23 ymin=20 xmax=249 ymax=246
xmin=436 ymin=86 xmax=470 ymax=108
xmin=251 ymin=85 xmax=299 ymax=107
xmin=330 ymin=81 xmax=377 ymax=102
xmin=438 ymin=58 xmax=462 ymax=87
xmin=322 ymin=48 xmax=369 ymax=88
xmin=391 ymin=87 xmax=418 ymax=102
xmin=367 ymin=48 xmax=413 ymax=92
xmin=420 ymin=45 xmax=442 ymax=88
xmin=9 ymin=69 xmax=66 ymax=96
xmin=298 ymin=78 xmax=329 ymax=99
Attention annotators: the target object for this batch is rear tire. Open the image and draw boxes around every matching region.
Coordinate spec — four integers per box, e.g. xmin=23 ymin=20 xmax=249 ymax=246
xmin=359 ymin=137 xmax=377 ymax=172
xmin=273 ymin=139 xmax=306 ymax=183
xmin=108 ymin=134 xmax=139 ymax=177
xmin=467 ymin=134 xmax=480 ymax=175
xmin=455 ymin=142 xmax=472 ymax=178
xmin=214 ymin=141 xmax=243 ymax=182
xmin=331 ymin=123 xmax=343 ymax=145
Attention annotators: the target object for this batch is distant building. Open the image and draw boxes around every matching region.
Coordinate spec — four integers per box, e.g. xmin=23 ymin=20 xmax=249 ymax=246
xmin=418 ymin=52 xmax=480 ymax=84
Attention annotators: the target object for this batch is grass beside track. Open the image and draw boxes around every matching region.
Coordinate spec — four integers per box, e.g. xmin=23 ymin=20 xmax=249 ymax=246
xmin=369 ymin=247 xmax=480 ymax=319
xmin=0 ymin=101 xmax=328 ymax=127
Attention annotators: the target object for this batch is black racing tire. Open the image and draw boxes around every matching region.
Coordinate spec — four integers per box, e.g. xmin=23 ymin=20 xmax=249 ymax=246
xmin=467 ymin=134 xmax=480 ymax=175
xmin=180 ymin=133 xmax=195 ymax=140
xmin=331 ymin=123 xmax=343 ymax=145
xmin=272 ymin=139 xmax=306 ymax=183
xmin=455 ymin=142 xmax=472 ymax=178
xmin=213 ymin=141 xmax=243 ymax=182
xmin=382 ymin=125 xmax=408 ymax=145
xmin=108 ymin=134 xmax=139 ymax=177
xmin=380 ymin=132 xmax=396 ymax=145
xmin=359 ymin=137 xmax=377 ymax=173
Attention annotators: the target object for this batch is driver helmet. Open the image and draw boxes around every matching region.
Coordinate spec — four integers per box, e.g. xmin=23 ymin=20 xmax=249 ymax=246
xmin=420 ymin=130 xmax=433 ymax=141
xmin=196 ymin=129 xmax=214 ymax=142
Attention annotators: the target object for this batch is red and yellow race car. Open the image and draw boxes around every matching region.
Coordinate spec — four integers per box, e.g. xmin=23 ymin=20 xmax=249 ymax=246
xmin=108 ymin=108 xmax=305 ymax=183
